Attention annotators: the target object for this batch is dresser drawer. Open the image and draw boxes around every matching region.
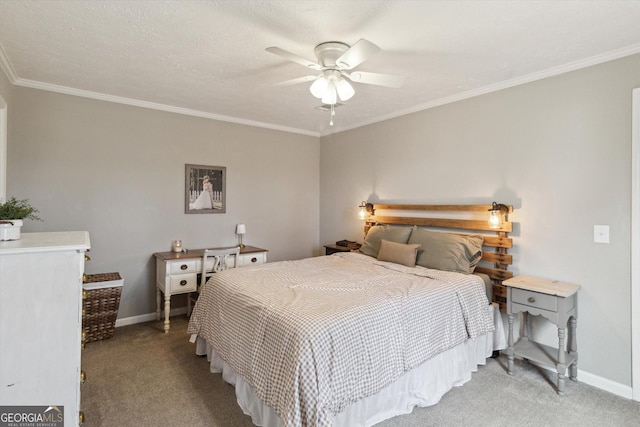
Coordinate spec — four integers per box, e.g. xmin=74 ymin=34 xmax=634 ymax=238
xmin=170 ymin=274 xmax=198 ymax=293
xmin=237 ymin=252 xmax=267 ymax=267
xmin=170 ymin=260 xmax=198 ymax=274
xmin=512 ymin=288 xmax=557 ymax=312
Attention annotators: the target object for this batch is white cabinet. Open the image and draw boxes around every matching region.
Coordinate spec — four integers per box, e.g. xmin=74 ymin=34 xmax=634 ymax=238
xmin=154 ymin=246 xmax=267 ymax=332
xmin=0 ymin=232 xmax=90 ymax=426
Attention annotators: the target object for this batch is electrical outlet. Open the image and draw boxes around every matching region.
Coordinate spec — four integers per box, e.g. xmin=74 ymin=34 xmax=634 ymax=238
xmin=594 ymin=225 xmax=610 ymax=244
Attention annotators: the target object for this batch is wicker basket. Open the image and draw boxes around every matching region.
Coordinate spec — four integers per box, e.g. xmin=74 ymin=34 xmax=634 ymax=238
xmin=82 ymin=273 xmax=123 ymax=343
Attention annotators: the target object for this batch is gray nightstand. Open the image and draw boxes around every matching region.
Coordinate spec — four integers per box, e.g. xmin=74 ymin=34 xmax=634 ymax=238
xmin=503 ymin=275 xmax=581 ymax=395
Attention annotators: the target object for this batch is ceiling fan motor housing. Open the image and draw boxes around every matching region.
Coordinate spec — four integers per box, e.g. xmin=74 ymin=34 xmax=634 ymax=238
xmin=314 ymin=42 xmax=350 ymax=68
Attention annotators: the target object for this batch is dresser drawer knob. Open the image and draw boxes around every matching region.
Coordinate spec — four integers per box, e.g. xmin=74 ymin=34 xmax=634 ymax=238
xmin=84 ymin=255 xmax=91 ymax=261
xmin=180 ymin=264 xmax=188 ymax=270
xmin=251 ymin=257 xmax=257 ymax=263
xmin=180 ymin=280 xmax=188 ymax=286
xmin=528 ymin=297 xmax=536 ymax=303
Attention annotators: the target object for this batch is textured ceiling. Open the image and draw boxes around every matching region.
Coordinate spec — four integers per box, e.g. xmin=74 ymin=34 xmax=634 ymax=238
xmin=2 ymin=0 xmax=640 ymax=136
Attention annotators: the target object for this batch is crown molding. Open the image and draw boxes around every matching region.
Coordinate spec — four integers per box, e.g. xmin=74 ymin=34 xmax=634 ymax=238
xmin=12 ymin=77 xmax=320 ymax=138
xmin=3 ymin=40 xmax=640 ymax=139
xmin=322 ymin=42 xmax=640 ymax=137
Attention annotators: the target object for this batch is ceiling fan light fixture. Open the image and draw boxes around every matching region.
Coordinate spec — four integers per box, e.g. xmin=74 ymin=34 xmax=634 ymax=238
xmin=310 ymin=77 xmax=329 ymax=98
xmin=336 ymin=78 xmax=354 ymax=101
xmin=321 ymin=82 xmax=338 ymax=105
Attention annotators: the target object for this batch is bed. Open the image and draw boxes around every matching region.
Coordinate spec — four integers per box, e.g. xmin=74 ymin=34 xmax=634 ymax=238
xmin=187 ymin=203 xmax=513 ymax=427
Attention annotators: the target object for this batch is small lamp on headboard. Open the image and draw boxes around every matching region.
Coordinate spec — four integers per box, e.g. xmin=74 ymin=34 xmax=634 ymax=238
xmin=358 ymin=201 xmax=375 ymax=220
xmin=488 ymin=202 xmax=509 ymax=229
xmin=236 ymin=223 xmax=246 ymax=248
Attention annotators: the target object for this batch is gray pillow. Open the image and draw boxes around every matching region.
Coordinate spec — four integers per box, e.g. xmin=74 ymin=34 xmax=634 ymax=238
xmin=377 ymin=239 xmax=422 ymax=267
xmin=407 ymin=227 xmax=483 ymax=274
xmin=359 ymin=225 xmax=413 ymax=257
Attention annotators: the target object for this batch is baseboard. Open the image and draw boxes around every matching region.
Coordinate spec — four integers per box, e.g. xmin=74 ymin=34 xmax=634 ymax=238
xmin=578 ymin=368 xmax=633 ymax=399
xmin=114 ymin=307 xmax=188 ymax=328
xmin=511 ymin=355 xmax=633 ymax=399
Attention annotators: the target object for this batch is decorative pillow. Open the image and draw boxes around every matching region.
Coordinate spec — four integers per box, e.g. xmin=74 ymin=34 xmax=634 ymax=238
xmin=377 ymin=239 xmax=422 ymax=267
xmin=407 ymin=227 xmax=483 ymax=274
xmin=359 ymin=225 xmax=413 ymax=258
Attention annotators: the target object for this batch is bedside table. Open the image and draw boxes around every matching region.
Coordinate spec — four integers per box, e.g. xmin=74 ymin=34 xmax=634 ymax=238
xmin=154 ymin=246 xmax=267 ymax=332
xmin=503 ymin=275 xmax=581 ymax=395
xmin=324 ymin=244 xmax=360 ymax=255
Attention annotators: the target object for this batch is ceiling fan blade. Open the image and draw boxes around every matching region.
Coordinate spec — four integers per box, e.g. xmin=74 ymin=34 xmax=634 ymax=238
xmin=335 ymin=39 xmax=380 ymax=70
xmin=345 ymin=71 xmax=404 ymax=88
xmin=273 ymin=75 xmax=319 ymax=86
xmin=266 ymin=47 xmax=322 ymax=70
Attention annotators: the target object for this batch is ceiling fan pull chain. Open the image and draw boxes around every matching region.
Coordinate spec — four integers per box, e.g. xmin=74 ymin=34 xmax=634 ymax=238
xmin=329 ymin=104 xmax=334 ymax=126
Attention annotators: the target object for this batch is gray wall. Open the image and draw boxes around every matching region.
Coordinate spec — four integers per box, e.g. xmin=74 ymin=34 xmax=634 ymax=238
xmin=320 ymin=54 xmax=640 ymax=387
xmin=8 ymin=87 xmax=319 ymax=319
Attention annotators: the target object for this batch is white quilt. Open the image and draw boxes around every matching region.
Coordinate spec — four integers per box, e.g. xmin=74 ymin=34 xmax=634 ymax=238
xmin=187 ymin=252 xmax=494 ymax=427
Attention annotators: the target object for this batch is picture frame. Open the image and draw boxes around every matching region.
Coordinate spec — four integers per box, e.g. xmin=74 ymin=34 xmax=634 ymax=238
xmin=185 ymin=164 xmax=226 ymax=214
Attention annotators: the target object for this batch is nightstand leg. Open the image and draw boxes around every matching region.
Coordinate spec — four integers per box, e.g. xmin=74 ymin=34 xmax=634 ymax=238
xmin=557 ymin=327 xmax=567 ymax=395
xmin=156 ymin=287 xmax=161 ymax=321
xmin=187 ymin=292 xmax=192 ymax=317
xmin=507 ymin=313 xmax=515 ymax=375
xmin=164 ymin=294 xmax=171 ymax=333
xmin=569 ymin=316 xmax=578 ymax=381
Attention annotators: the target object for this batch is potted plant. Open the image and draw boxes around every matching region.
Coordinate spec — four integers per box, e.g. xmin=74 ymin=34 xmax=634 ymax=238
xmin=0 ymin=197 xmax=42 ymax=241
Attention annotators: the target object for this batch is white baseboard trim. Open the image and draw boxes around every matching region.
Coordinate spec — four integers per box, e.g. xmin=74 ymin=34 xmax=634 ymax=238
xmin=578 ymin=368 xmax=633 ymax=399
xmin=114 ymin=307 xmax=188 ymax=328
xmin=513 ymin=355 xmax=632 ymax=399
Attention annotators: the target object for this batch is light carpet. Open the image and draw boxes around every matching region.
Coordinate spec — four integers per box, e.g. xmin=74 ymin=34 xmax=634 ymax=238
xmin=81 ymin=316 xmax=640 ymax=426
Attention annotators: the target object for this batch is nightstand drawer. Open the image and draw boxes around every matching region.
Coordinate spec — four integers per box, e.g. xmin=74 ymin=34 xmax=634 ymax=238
xmin=237 ymin=252 xmax=266 ymax=267
xmin=512 ymin=288 xmax=557 ymax=312
xmin=170 ymin=260 xmax=198 ymax=274
xmin=170 ymin=274 xmax=197 ymax=293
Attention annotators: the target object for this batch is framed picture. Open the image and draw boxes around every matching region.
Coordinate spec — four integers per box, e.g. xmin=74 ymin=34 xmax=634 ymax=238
xmin=185 ymin=164 xmax=226 ymax=214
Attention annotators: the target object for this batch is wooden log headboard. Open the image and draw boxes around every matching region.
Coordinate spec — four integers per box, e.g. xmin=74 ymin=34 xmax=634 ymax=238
xmin=363 ymin=203 xmax=513 ymax=311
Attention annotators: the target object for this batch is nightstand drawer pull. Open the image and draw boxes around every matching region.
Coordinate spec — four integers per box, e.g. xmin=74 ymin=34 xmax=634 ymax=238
xmin=180 ymin=264 xmax=188 ymax=270
xmin=251 ymin=257 xmax=257 ymax=263
xmin=180 ymin=280 xmax=187 ymax=286
xmin=528 ymin=297 xmax=535 ymax=303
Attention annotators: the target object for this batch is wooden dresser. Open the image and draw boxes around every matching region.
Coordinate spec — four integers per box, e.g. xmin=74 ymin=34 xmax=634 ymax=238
xmin=0 ymin=231 xmax=90 ymax=426
xmin=154 ymin=245 xmax=268 ymax=332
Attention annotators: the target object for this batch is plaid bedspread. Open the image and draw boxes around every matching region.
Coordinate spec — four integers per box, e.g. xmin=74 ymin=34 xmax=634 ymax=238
xmin=187 ymin=252 xmax=494 ymax=427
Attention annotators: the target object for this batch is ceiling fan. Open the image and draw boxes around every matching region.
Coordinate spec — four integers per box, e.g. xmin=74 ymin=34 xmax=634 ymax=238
xmin=266 ymin=39 xmax=403 ymax=125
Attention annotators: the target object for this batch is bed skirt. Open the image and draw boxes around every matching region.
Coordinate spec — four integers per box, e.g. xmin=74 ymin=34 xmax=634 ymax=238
xmin=193 ymin=303 xmax=506 ymax=427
